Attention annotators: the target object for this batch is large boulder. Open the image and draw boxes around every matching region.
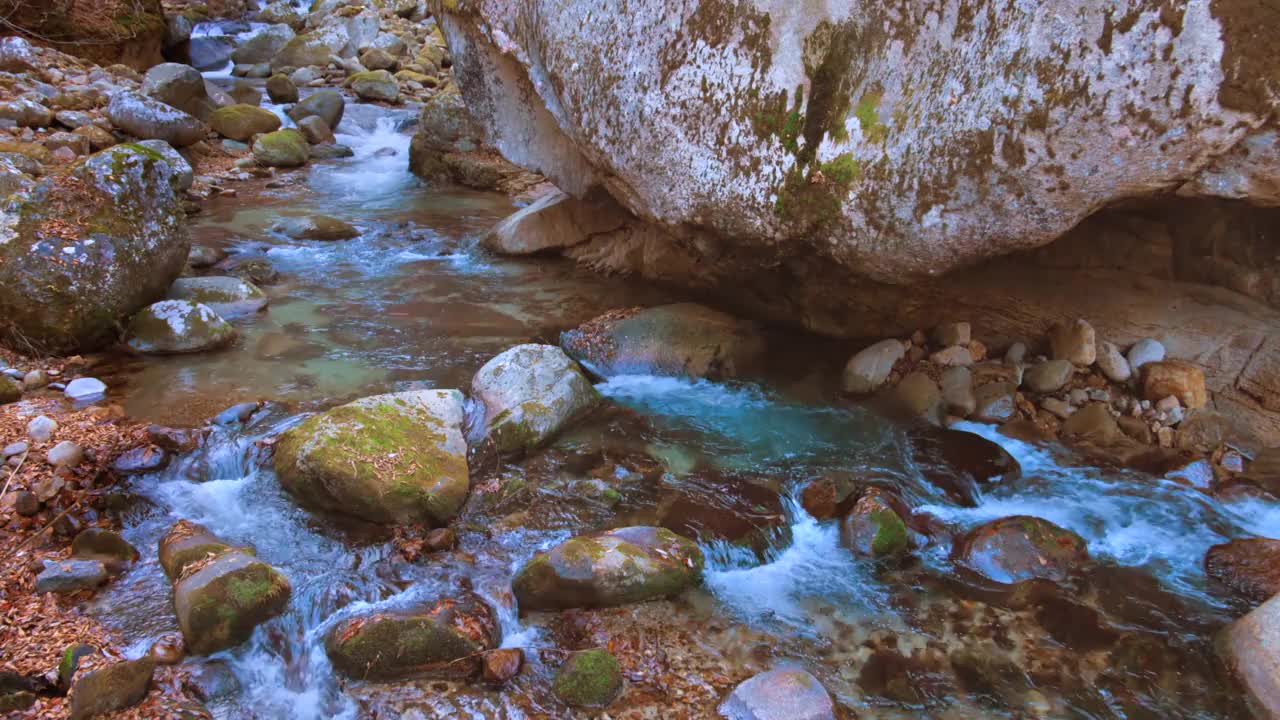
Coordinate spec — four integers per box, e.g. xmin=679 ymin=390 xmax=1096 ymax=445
xmin=136 ymin=140 xmax=195 ymax=192
xmin=125 ymin=300 xmax=237 ymax=354
xmin=142 ymin=63 xmax=213 ymax=120
xmin=324 ymin=593 xmax=500 ymax=681
xmin=172 ymin=550 xmax=291 ymax=654
xmin=287 ymin=90 xmax=345 ymax=132
xmin=270 ymin=26 xmax=349 ymax=71
xmin=209 ymin=105 xmax=283 ymax=142
xmin=953 ymin=516 xmax=1089 ymax=585
xmin=167 ymin=276 xmax=268 ymax=317
xmin=0 ymin=145 xmax=189 ymax=353
xmin=469 ymin=344 xmax=600 ymax=454
xmin=437 ymin=2 xmax=1280 ymax=283
xmin=1221 ymin=592 xmax=1280 ymax=717
xmin=252 ymin=129 xmax=310 ymax=168
xmin=231 ymin=24 xmax=296 ymax=65
xmin=561 ymin=304 xmax=766 ymax=379
xmin=348 ymin=70 xmax=399 ymax=103
xmin=481 ymin=190 xmax=630 ymax=255
xmin=512 ymin=526 xmax=703 ymax=610
xmin=273 ymin=390 xmax=470 ymax=526
xmin=107 ymin=92 xmax=207 ymax=147
xmin=1206 ymin=538 xmax=1280 ymax=606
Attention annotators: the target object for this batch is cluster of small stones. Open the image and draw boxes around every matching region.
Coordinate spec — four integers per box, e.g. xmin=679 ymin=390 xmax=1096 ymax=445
xmin=844 ymin=318 xmax=1217 ymax=455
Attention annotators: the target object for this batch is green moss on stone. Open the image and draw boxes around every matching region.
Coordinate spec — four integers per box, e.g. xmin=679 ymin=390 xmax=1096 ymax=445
xmin=553 ymin=649 xmax=622 ymax=708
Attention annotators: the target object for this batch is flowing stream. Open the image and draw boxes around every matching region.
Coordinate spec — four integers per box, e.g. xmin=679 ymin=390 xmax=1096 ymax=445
xmin=85 ymin=98 xmax=1279 ymax=719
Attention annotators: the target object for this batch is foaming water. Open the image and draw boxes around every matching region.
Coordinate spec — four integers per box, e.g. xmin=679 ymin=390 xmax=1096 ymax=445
xmin=918 ymin=422 xmax=1273 ymax=602
xmin=308 ymin=106 xmax=419 ymax=206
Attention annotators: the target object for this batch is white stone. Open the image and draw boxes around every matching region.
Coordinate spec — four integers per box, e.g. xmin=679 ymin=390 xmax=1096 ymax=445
xmin=1127 ymin=338 xmax=1166 ymax=372
xmin=64 ymin=377 xmax=107 ymax=401
xmin=841 ymin=339 xmax=905 ymax=394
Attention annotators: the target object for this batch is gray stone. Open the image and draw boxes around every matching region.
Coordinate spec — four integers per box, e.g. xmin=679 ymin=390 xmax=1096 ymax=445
xmin=1024 ymin=360 xmax=1074 ymax=394
xmin=1127 ymin=338 xmax=1166 ymax=372
xmin=933 ymin=322 xmax=971 ymax=348
xmin=842 ymin=339 xmax=905 ymax=395
xmin=0 ymin=98 xmax=53 ymax=128
xmin=231 ymin=24 xmax=296 ymax=65
xmin=27 ymin=415 xmax=57 ymax=441
xmin=470 ymin=344 xmax=600 ymax=455
xmin=107 ymin=91 xmax=207 ymax=147
xmin=142 ymin=63 xmax=211 ymax=120
xmin=67 ymin=658 xmax=155 ymax=720
xmin=22 ymin=369 xmax=47 ymax=389
xmin=126 ymin=300 xmax=237 ymax=354
xmin=168 ymin=276 xmax=268 ymax=317
xmin=718 ymin=668 xmax=836 ymax=720
xmin=136 ymin=139 xmax=194 ymax=192
xmin=65 ymin=378 xmax=107 ymax=401
xmin=296 ymin=115 xmax=333 ymax=144
xmin=35 ymin=559 xmax=107 ymax=594
xmin=3 ymin=441 xmax=28 ymax=457
xmin=47 ymin=440 xmax=84 ymax=467
xmin=286 ymin=90 xmax=344 ymax=132
xmin=1096 ymin=341 xmax=1132 ymax=383
xmin=941 ymin=365 xmax=976 ymax=417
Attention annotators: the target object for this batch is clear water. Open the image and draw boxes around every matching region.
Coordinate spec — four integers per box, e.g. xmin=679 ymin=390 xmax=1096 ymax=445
xmin=87 ymin=102 xmax=1271 ymax=718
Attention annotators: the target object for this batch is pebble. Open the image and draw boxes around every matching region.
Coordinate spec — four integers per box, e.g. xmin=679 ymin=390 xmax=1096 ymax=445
xmin=47 ymin=440 xmax=84 ymax=467
xmin=13 ymin=490 xmax=40 ymax=516
xmin=1096 ymin=341 xmax=1132 ymax=383
xmin=1127 ymin=338 xmax=1166 ymax=372
xmin=3 ymin=441 xmax=28 ymax=457
xmin=64 ymin=377 xmax=107 ymax=402
xmin=27 ymin=415 xmax=57 ymax=441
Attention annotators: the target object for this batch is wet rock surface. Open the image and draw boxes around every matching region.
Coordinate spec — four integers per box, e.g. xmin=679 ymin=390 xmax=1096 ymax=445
xmin=953 ymin=516 xmax=1090 ymax=585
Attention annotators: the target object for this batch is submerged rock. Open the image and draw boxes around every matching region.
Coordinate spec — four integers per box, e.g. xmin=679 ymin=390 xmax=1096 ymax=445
xmin=167 ymin=276 xmax=268 ymax=317
xmin=470 ymin=344 xmax=600 ymax=454
xmin=513 ymin=526 xmax=703 ymax=610
xmin=159 ymin=520 xmax=238 ymax=580
xmin=953 ymin=516 xmax=1089 ymax=585
xmin=0 ymin=144 xmax=189 ymax=352
xmin=719 ymin=668 xmax=836 ymax=720
xmin=908 ymin=426 xmax=1021 ymax=506
xmin=325 ymin=593 xmax=500 ymax=681
xmin=271 ymin=215 xmax=358 ymax=241
xmin=172 ymin=550 xmax=291 ymax=655
xmin=553 ymin=649 xmax=623 ymax=708
xmin=561 ymin=304 xmax=766 ymax=379
xmin=481 ymin=648 xmax=523 ymax=684
xmin=1206 ymin=538 xmax=1280 ymax=606
xmin=658 ymin=476 xmax=790 ymax=558
xmin=126 ymin=300 xmax=237 ymax=354
xmin=273 ymin=390 xmax=470 ymax=526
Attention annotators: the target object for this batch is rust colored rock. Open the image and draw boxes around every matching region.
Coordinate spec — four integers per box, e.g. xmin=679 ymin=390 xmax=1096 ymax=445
xmin=1220 ymin=592 xmax=1280 ymax=718
xmin=481 ymin=648 xmax=524 ymax=684
xmin=1143 ymin=360 xmax=1208 ymax=409
xmin=953 ymin=516 xmax=1089 ymax=585
xmin=424 ymin=527 xmax=457 ymax=553
xmin=1206 ymin=538 xmax=1280 ymax=606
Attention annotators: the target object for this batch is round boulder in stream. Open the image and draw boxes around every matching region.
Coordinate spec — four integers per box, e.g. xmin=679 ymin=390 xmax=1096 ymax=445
xmin=208 ymin=104 xmax=282 ymax=142
xmin=839 ymin=490 xmax=912 ymax=558
xmin=252 ymin=128 xmax=310 ymax=168
xmin=167 ymin=276 xmax=268 ymax=318
xmin=325 ymin=593 xmax=500 ymax=681
xmin=560 ymin=303 xmax=766 ymax=379
xmin=273 ymin=390 xmax=470 ymax=526
xmin=470 ymin=344 xmax=600 ymax=455
xmin=0 ymin=144 xmax=190 ymax=352
xmin=287 ymin=89 xmax=345 ymax=132
xmin=953 ymin=516 xmax=1089 ymax=585
xmin=125 ymin=300 xmax=236 ymax=354
xmin=512 ymin=526 xmax=703 ymax=610
xmin=271 ymin=215 xmax=359 ymax=241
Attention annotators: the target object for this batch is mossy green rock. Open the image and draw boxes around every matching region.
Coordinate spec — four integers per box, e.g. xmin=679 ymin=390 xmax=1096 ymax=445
xmin=273 ymin=389 xmax=470 ymax=526
xmin=561 ymin=303 xmax=766 ymax=379
xmin=172 ymin=550 xmax=291 ymax=655
xmin=0 ymin=376 xmax=20 ymax=404
xmin=252 ymin=128 xmax=309 ymax=168
xmin=209 ymin=104 xmax=282 ymax=142
xmin=348 ymin=69 xmax=399 ymax=102
xmin=167 ymin=276 xmax=268 ymax=317
xmin=0 ymin=144 xmax=189 ymax=353
xmin=71 ymin=528 xmax=139 ymax=564
xmin=325 ymin=593 xmax=500 ymax=681
xmin=270 ymin=26 xmax=348 ymax=72
xmin=126 ymin=300 xmax=236 ymax=354
xmin=470 ymin=344 xmax=599 ymax=455
xmin=513 ymin=526 xmax=703 ymax=610
xmin=158 ymin=519 xmax=237 ymax=580
xmin=553 ymin=649 xmax=623 ymax=708
xmin=953 ymin=515 xmax=1089 ymax=585
xmin=67 ymin=657 xmax=155 ymax=720
xmin=838 ymin=490 xmax=911 ymax=558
